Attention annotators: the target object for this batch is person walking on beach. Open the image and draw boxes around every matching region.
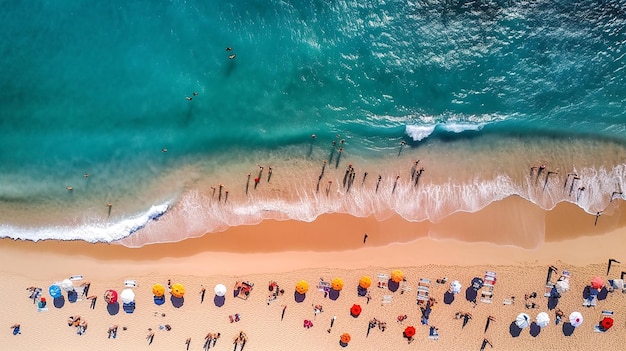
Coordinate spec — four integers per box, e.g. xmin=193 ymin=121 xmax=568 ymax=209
xmin=147 ymin=328 xmax=155 ymax=345
xmin=185 ymin=337 xmax=191 ymax=350
xmin=363 ymin=233 xmax=368 ymax=244
xmin=200 ymin=285 xmax=206 ymax=304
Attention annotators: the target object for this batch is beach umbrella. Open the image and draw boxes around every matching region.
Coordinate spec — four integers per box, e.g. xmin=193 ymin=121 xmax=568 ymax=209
xmin=340 ymin=333 xmax=351 ymax=344
xmin=536 ymin=312 xmax=550 ymax=328
xmin=171 ymin=283 xmax=185 ymax=298
xmin=569 ymin=312 xmax=583 ymax=327
xmin=600 ymin=317 xmax=614 ymax=330
xmin=515 ymin=313 xmax=530 ymax=329
xmin=350 ymin=304 xmax=362 ymax=317
xmin=214 ymin=284 xmax=227 ymax=297
xmin=391 ymin=269 xmax=404 ymax=283
xmin=403 ymin=326 xmax=416 ymax=338
xmin=358 ymin=276 xmax=371 ymax=289
xmin=48 ymin=285 xmax=62 ymax=298
xmin=450 ymin=280 xmax=462 ymax=294
xmin=591 ymin=276 xmax=604 ymax=290
xmin=152 ymin=284 xmax=165 ymax=297
xmin=60 ymin=279 xmax=74 ymax=292
xmin=331 ymin=278 xmax=344 ymax=291
xmin=555 ymin=280 xmax=569 ymax=293
xmin=295 ymin=280 xmax=309 ymax=295
xmin=120 ymin=288 xmax=135 ymax=304
xmin=104 ymin=289 xmax=118 ymax=304
xmin=471 ymin=277 xmax=484 ymax=290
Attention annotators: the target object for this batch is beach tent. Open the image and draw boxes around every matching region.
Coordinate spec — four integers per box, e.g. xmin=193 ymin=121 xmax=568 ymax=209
xmin=171 ymin=283 xmax=185 ymax=298
xmin=104 ymin=289 xmax=118 ymax=304
xmin=359 ymin=276 xmax=371 ymax=289
xmin=214 ymin=284 xmax=227 ymax=297
xmin=331 ymin=278 xmax=344 ymax=291
xmin=48 ymin=285 xmax=62 ymax=298
xmin=536 ymin=312 xmax=550 ymax=328
xmin=569 ymin=312 xmax=583 ymax=327
xmin=60 ymin=279 xmax=74 ymax=292
xmin=391 ymin=270 xmax=404 ymax=283
xmin=152 ymin=284 xmax=165 ymax=297
xmin=591 ymin=277 xmax=604 ymax=290
xmin=450 ymin=280 xmax=462 ymax=294
xmin=515 ymin=313 xmax=530 ymax=329
xmin=120 ymin=288 xmax=135 ymax=304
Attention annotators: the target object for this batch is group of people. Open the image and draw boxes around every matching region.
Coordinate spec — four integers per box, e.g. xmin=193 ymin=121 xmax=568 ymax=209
xmin=67 ymin=315 xmax=88 ymax=335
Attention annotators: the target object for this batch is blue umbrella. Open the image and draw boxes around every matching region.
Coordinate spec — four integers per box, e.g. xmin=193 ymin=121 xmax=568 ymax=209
xmin=49 ymin=285 xmax=62 ymax=298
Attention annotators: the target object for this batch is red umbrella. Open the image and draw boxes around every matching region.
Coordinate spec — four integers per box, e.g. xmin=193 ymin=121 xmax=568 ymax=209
xmin=404 ymin=326 xmax=416 ymax=338
xmin=591 ymin=276 xmax=604 ymax=290
xmin=350 ymin=304 xmax=362 ymax=317
xmin=104 ymin=289 xmax=118 ymax=304
xmin=600 ymin=317 xmax=614 ymax=330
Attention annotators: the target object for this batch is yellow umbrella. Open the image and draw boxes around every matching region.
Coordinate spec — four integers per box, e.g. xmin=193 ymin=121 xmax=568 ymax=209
xmin=152 ymin=283 xmax=165 ymax=297
xmin=331 ymin=278 xmax=344 ymax=291
xmin=359 ymin=276 xmax=372 ymax=289
xmin=171 ymin=283 xmax=185 ymax=298
xmin=295 ymin=280 xmax=309 ymax=294
xmin=391 ymin=269 xmax=404 ymax=283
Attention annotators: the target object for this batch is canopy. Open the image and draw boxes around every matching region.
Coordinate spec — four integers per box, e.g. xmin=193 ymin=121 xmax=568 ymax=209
xmin=120 ymin=288 xmax=135 ymax=304
xmin=48 ymin=285 xmax=62 ymax=298
xmin=295 ymin=280 xmax=309 ymax=294
xmin=60 ymin=279 xmax=74 ymax=292
xmin=152 ymin=284 xmax=165 ymax=297
xmin=359 ymin=276 xmax=372 ymax=289
xmin=403 ymin=326 xmax=416 ymax=338
xmin=214 ymin=284 xmax=227 ymax=297
xmin=171 ymin=283 xmax=185 ymax=298
xmin=536 ymin=312 xmax=550 ymax=328
xmin=515 ymin=313 xmax=530 ymax=329
xmin=555 ymin=280 xmax=569 ymax=293
xmin=104 ymin=289 xmax=118 ymax=304
xmin=331 ymin=278 xmax=344 ymax=291
xmin=340 ymin=333 xmax=351 ymax=344
xmin=600 ymin=317 xmax=614 ymax=330
xmin=350 ymin=304 xmax=362 ymax=317
xmin=450 ymin=280 xmax=462 ymax=294
xmin=569 ymin=311 xmax=583 ymax=327
xmin=591 ymin=276 xmax=604 ymax=290
xmin=391 ymin=269 xmax=404 ymax=283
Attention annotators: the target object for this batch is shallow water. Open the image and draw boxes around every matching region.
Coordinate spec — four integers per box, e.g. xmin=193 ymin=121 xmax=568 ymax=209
xmin=1 ymin=0 xmax=625 ymax=245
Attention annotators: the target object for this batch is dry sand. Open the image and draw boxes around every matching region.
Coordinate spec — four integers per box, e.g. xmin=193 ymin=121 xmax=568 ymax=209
xmin=1 ymin=198 xmax=625 ymax=350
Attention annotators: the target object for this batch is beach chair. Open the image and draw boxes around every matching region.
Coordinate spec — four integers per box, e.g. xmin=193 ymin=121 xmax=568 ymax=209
xmin=69 ymin=275 xmax=83 ymax=281
xmin=416 ymin=278 xmax=431 ymax=304
xmin=480 ymin=290 xmax=493 ymax=303
xmin=381 ymin=295 xmax=393 ymax=305
xmin=483 ymin=271 xmax=496 ymax=287
xmin=544 ymin=283 xmax=555 ymax=297
xmin=377 ymin=274 xmax=389 ymax=289
xmin=400 ymin=283 xmax=412 ymax=294
xmin=124 ymin=280 xmax=138 ymax=288
xmin=317 ymin=280 xmax=331 ymax=293
xmin=502 ymin=298 xmax=514 ymax=305
xmin=428 ymin=327 xmax=439 ymax=340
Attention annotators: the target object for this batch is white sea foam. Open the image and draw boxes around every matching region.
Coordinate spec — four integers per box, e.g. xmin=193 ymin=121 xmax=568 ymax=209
xmin=405 ymin=122 xmax=485 ymax=141
xmin=0 ymin=202 xmax=170 ymax=243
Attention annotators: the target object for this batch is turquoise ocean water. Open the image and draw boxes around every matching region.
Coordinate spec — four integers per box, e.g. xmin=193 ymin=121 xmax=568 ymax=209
xmin=1 ymin=0 xmax=625 ymax=246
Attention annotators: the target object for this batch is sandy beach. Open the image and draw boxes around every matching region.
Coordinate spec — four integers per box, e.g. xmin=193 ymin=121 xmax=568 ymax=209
xmin=1 ymin=198 xmax=626 ymax=350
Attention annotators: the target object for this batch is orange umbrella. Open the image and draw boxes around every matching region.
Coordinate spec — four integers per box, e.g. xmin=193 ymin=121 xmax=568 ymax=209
xmin=340 ymin=333 xmax=351 ymax=343
xmin=152 ymin=283 xmax=165 ymax=297
xmin=350 ymin=304 xmax=362 ymax=317
xmin=295 ymin=280 xmax=309 ymax=294
xmin=591 ymin=276 xmax=604 ymax=290
xmin=404 ymin=326 xmax=416 ymax=338
xmin=391 ymin=269 xmax=404 ymax=283
xmin=171 ymin=283 xmax=185 ymax=298
xmin=359 ymin=276 xmax=372 ymax=289
xmin=331 ymin=278 xmax=344 ymax=291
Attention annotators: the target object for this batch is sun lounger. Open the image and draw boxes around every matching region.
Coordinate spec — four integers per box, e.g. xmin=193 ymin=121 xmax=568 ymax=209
xmin=377 ymin=274 xmax=389 ymax=289
xmin=480 ymin=271 xmax=496 ymax=304
xmin=381 ymin=295 xmax=393 ymax=305
xmin=428 ymin=327 xmax=439 ymax=340
xmin=544 ymin=283 xmax=554 ymax=297
xmin=502 ymin=298 xmax=514 ymax=305
xmin=69 ymin=275 xmax=83 ymax=281
xmin=483 ymin=271 xmax=496 ymax=287
xmin=417 ymin=286 xmax=429 ymax=304
xmin=124 ymin=280 xmax=138 ymax=288
xmin=400 ymin=283 xmax=412 ymax=294
xmin=480 ymin=290 xmax=493 ymax=303
xmin=317 ymin=281 xmax=331 ymax=293
xmin=236 ymin=281 xmax=254 ymax=300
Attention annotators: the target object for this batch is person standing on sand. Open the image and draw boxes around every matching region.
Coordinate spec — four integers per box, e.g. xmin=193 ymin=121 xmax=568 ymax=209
xmin=363 ymin=233 xmax=368 ymax=244
xmin=87 ymin=295 xmax=97 ymax=309
xmin=147 ymin=328 xmax=155 ymax=345
xmin=200 ymin=286 xmax=206 ymax=304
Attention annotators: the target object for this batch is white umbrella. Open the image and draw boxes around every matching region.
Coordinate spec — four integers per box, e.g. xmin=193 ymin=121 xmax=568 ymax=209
xmin=214 ymin=284 xmax=227 ymax=297
xmin=569 ymin=311 xmax=583 ymax=327
xmin=536 ymin=312 xmax=550 ymax=328
xmin=120 ymin=288 xmax=135 ymax=304
xmin=450 ymin=280 xmax=462 ymax=294
xmin=555 ymin=280 xmax=569 ymax=293
xmin=60 ymin=279 xmax=75 ymax=292
xmin=515 ymin=313 xmax=530 ymax=329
